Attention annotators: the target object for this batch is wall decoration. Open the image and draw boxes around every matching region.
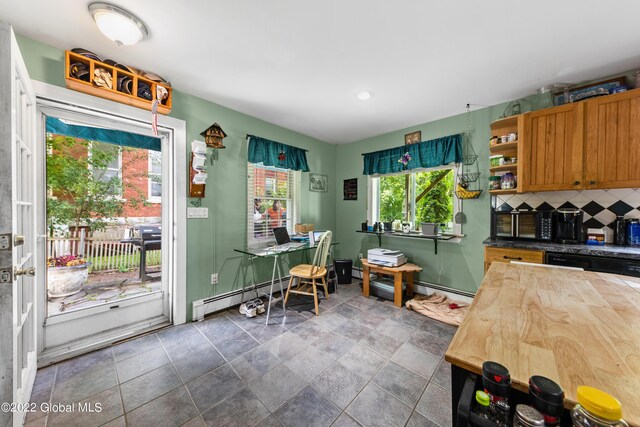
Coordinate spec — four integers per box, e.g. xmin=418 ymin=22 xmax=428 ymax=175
xmin=343 ymin=178 xmax=357 ymax=200
xmin=404 ymin=130 xmax=421 ymax=145
xmin=309 ymin=174 xmax=328 ymax=192
xmin=200 ymin=122 xmax=227 ymax=149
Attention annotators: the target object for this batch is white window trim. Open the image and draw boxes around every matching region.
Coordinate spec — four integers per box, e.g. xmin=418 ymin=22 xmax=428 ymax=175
xmin=247 ymin=163 xmax=301 ymax=247
xmin=148 ymin=150 xmax=162 ymax=203
xmin=367 ymin=165 xmax=461 ymax=235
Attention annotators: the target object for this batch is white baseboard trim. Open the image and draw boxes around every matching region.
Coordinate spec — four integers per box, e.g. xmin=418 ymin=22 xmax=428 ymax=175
xmin=352 ymin=267 xmax=474 ymax=304
xmin=192 ymin=280 xmax=285 ymax=321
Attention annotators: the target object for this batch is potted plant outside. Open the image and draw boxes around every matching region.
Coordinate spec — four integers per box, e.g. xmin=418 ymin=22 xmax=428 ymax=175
xmin=47 ymin=255 xmax=91 ymax=298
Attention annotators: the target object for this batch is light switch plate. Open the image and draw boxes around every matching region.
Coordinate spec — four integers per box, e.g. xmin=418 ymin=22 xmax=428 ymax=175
xmin=187 ymin=207 xmax=209 ymax=219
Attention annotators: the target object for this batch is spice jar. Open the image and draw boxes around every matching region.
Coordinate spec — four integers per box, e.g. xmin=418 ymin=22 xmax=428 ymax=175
xmin=482 ymin=361 xmax=511 ymax=403
xmin=489 ymin=176 xmax=502 ymax=190
xmin=490 ymin=136 xmax=500 ymax=146
xmin=501 ymin=173 xmax=516 ymax=190
xmin=475 ymin=390 xmax=491 ymax=420
xmin=571 ymin=386 xmax=628 ymax=427
xmin=529 ymin=375 xmax=564 ymax=427
xmin=500 ymin=135 xmax=509 ymax=143
xmin=514 ymin=405 xmax=545 ymax=427
xmin=508 ymin=132 xmax=517 ymax=142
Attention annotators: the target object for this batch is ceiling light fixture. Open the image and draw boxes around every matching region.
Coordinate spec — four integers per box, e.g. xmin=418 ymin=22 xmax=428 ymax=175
xmin=89 ymin=2 xmax=149 ymax=46
xmin=357 ymin=91 xmax=373 ymax=100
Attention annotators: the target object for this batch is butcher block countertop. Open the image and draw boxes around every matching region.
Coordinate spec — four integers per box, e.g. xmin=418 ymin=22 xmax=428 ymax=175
xmin=445 ymin=263 xmax=640 ymax=425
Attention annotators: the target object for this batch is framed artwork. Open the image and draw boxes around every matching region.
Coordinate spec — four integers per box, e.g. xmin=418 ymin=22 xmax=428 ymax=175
xmin=309 ymin=173 xmax=328 ymax=192
xmin=404 ymin=130 xmax=421 ymax=145
xmin=343 ymin=178 xmax=357 ymax=200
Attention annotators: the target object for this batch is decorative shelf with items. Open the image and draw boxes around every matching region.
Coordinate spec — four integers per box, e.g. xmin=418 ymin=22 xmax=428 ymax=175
xmin=488 ymin=115 xmax=523 ymax=195
xmin=64 ymin=49 xmax=172 ymax=114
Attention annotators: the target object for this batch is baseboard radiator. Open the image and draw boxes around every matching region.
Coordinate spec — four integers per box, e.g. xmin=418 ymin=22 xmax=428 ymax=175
xmin=192 ymin=279 xmax=288 ymax=321
xmin=193 ymin=269 xmax=475 ymax=321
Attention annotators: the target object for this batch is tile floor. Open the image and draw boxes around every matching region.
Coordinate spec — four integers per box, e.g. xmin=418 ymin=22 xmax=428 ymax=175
xmin=26 ymin=281 xmax=456 ymax=427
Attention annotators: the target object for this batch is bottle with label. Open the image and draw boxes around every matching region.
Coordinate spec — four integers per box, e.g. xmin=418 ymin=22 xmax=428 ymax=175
xmin=482 ymin=361 xmax=512 ymax=403
xmin=571 ymin=386 xmax=628 ymax=427
xmin=475 ymin=390 xmax=491 ymax=419
xmin=529 ymin=375 xmax=564 ymax=427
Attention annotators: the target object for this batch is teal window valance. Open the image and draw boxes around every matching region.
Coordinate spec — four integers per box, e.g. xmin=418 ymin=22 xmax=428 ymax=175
xmin=362 ymin=134 xmax=462 ymax=175
xmin=247 ymin=135 xmax=310 ymax=172
xmin=46 ymin=117 xmax=161 ymax=152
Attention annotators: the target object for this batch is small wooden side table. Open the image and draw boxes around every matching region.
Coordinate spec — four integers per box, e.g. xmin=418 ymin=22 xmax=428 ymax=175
xmin=361 ymin=259 xmax=422 ymax=307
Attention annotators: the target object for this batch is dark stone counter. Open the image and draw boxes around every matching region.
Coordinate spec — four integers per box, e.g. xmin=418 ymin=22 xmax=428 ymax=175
xmin=483 ymin=238 xmax=640 ymax=260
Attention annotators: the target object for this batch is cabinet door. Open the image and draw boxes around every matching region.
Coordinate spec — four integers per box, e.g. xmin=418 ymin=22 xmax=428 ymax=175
xmin=585 ymin=89 xmax=640 ymax=189
xmin=521 ymin=103 xmax=584 ymax=192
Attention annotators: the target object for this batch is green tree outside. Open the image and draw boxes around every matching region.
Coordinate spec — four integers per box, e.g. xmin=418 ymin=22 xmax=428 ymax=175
xmin=379 ymin=169 xmax=454 ymax=226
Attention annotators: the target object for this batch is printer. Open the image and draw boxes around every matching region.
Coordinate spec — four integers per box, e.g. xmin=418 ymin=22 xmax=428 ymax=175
xmin=367 ymin=248 xmax=407 ymax=267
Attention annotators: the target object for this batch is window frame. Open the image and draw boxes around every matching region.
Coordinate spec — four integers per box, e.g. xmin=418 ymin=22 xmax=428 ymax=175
xmin=148 ymin=150 xmax=162 ymax=203
xmin=367 ymin=164 xmax=461 ymax=235
xmin=247 ymin=162 xmax=301 ymax=247
xmin=88 ymin=140 xmax=124 ymax=200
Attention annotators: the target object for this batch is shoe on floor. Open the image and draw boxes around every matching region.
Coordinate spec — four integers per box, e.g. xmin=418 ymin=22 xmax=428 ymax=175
xmin=244 ymin=302 xmax=258 ymax=318
xmin=240 ymin=301 xmax=258 ymax=316
xmin=252 ymin=298 xmax=265 ymax=314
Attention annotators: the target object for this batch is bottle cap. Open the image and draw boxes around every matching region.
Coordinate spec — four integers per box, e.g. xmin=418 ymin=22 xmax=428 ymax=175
xmin=475 ymin=390 xmax=490 ymax=407
xmin=576 ymin=386 xmax=623 ymax=421
xmin=482 ymin=361 xmax=511 ymax=398
xmin=529 ymin=376 xmax=564 ymax=417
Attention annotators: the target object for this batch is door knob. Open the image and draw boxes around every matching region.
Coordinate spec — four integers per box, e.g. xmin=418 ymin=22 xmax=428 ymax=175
xmin=573 ymin=181 xmax=581 ymax=185
xmin=14 ymin=235 xmax=24 ymax=246
xmin=589 ymin=180 xmax=596 ymax=185
xmin=15 ymin=267 xmax=35 ymax=277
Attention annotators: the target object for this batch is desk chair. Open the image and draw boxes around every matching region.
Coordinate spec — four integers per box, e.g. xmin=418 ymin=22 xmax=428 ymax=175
xmin=284 ymin=231 xmax=332 ymax=315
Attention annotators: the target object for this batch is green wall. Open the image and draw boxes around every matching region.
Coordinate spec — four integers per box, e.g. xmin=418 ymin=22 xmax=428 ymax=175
xmin=333 ymin=105 xmax=512 ymax=294
xmin=16 ymin=35 xmax=337 ymax=320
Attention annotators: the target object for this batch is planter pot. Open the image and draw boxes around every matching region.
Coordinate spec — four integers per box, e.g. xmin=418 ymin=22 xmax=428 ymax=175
xmin=47 ymin=263 xmax=90 ymax=298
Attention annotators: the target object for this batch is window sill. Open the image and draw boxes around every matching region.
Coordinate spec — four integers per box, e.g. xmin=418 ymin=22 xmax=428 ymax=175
xmin=147 ymin=198 xmax=162 ymax=204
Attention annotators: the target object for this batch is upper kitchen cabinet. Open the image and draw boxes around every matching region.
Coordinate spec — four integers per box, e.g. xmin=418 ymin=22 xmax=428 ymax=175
xmin=520 ymin=103 xmax=584 ymax=192
xmin=585 ymin=88 xmax=640 ymax=189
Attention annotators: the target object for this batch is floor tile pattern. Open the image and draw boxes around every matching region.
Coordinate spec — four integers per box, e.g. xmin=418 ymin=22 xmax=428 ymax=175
xmin=27 ymin=281 xmax=456 ymax=427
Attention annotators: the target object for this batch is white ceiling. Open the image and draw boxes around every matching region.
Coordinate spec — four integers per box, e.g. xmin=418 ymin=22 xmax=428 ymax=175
xmin=2 ymin=0 xmax=640 ymax=144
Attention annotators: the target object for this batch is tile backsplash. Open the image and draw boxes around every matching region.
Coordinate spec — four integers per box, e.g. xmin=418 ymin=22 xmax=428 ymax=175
xmin=494 ymin=189 xmax=640 ymax=242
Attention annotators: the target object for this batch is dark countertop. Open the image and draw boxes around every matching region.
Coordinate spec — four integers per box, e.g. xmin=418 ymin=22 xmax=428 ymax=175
xmin=483 ymin=238 xmax=640 ymax=260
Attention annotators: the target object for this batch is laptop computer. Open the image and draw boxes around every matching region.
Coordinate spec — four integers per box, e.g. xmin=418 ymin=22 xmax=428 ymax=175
xmin=272 ymin=227 xmax=304 ymax=249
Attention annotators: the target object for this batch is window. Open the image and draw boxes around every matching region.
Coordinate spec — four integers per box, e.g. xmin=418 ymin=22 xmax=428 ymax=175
xmin=148 ymin=151 xmax=162 ymax=202
xmin=369 ymin=166 xmax=459 ymax=233
xmin=90 ymin=141 xmax=122 ymax=198
xmin=248 ymin=163 xmax=300 ymax=244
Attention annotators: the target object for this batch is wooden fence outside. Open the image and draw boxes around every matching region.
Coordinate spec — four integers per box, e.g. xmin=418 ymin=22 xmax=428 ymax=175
xmin=47 ymin=230 xmax=161 ymax=272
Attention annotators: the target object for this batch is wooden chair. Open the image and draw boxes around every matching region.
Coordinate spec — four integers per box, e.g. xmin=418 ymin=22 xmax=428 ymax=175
xmin=284 ymin=231 xmax=333 ymax=315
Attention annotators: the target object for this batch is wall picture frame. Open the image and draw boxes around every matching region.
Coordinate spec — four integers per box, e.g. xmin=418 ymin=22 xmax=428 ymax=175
xmin=343 ymin=178 xmax=357 ymax=200
xmin=309 ymin=173 xmax=328 ymax=192
xmin=404 ymin=130 xmax=421 ymax=145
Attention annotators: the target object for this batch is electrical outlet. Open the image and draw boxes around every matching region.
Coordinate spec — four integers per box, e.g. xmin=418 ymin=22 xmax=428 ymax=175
xmin=210 ymin=273 xmax=218 ymax=285
xmin=358 ymin=253 xmax=363 ymax=259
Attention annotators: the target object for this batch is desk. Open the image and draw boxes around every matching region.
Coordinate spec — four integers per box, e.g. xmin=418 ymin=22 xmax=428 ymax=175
xmin=234 ymin=242 xmax=336 ymax=325
xmin=445 ymin=263 xmax=640 ymax=426
xmin=361 ymin=259 xmax=422 ymax=307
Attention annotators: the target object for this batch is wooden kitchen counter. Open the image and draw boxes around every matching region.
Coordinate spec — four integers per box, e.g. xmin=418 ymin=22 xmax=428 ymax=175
xmin=445 ymin=262 xmax=640 ymax=425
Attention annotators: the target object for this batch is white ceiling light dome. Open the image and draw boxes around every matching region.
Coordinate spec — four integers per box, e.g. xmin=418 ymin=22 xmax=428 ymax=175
xmin=89 ymin=2 xmax=149 ymax=46
xmin=357 ymin=91 xmax=373 ymax=100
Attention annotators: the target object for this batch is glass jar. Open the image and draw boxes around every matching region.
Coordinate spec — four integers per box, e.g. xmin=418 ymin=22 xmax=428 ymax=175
xmin=501 ymin=173 xmax=516 ymax=190
xmin=538 ymin=86 xmax=554 ymax=109
xmin=571 ymin=386 xmax=628 ymax=427
xmin=489 ymin=176 xmax=502 ymax=190
xmin=514 ymin=405 xmax=545 ymax=427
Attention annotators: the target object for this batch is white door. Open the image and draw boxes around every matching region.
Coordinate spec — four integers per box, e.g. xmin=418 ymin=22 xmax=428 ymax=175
xmin=0 ymin=23 xmax=38 ymax=427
